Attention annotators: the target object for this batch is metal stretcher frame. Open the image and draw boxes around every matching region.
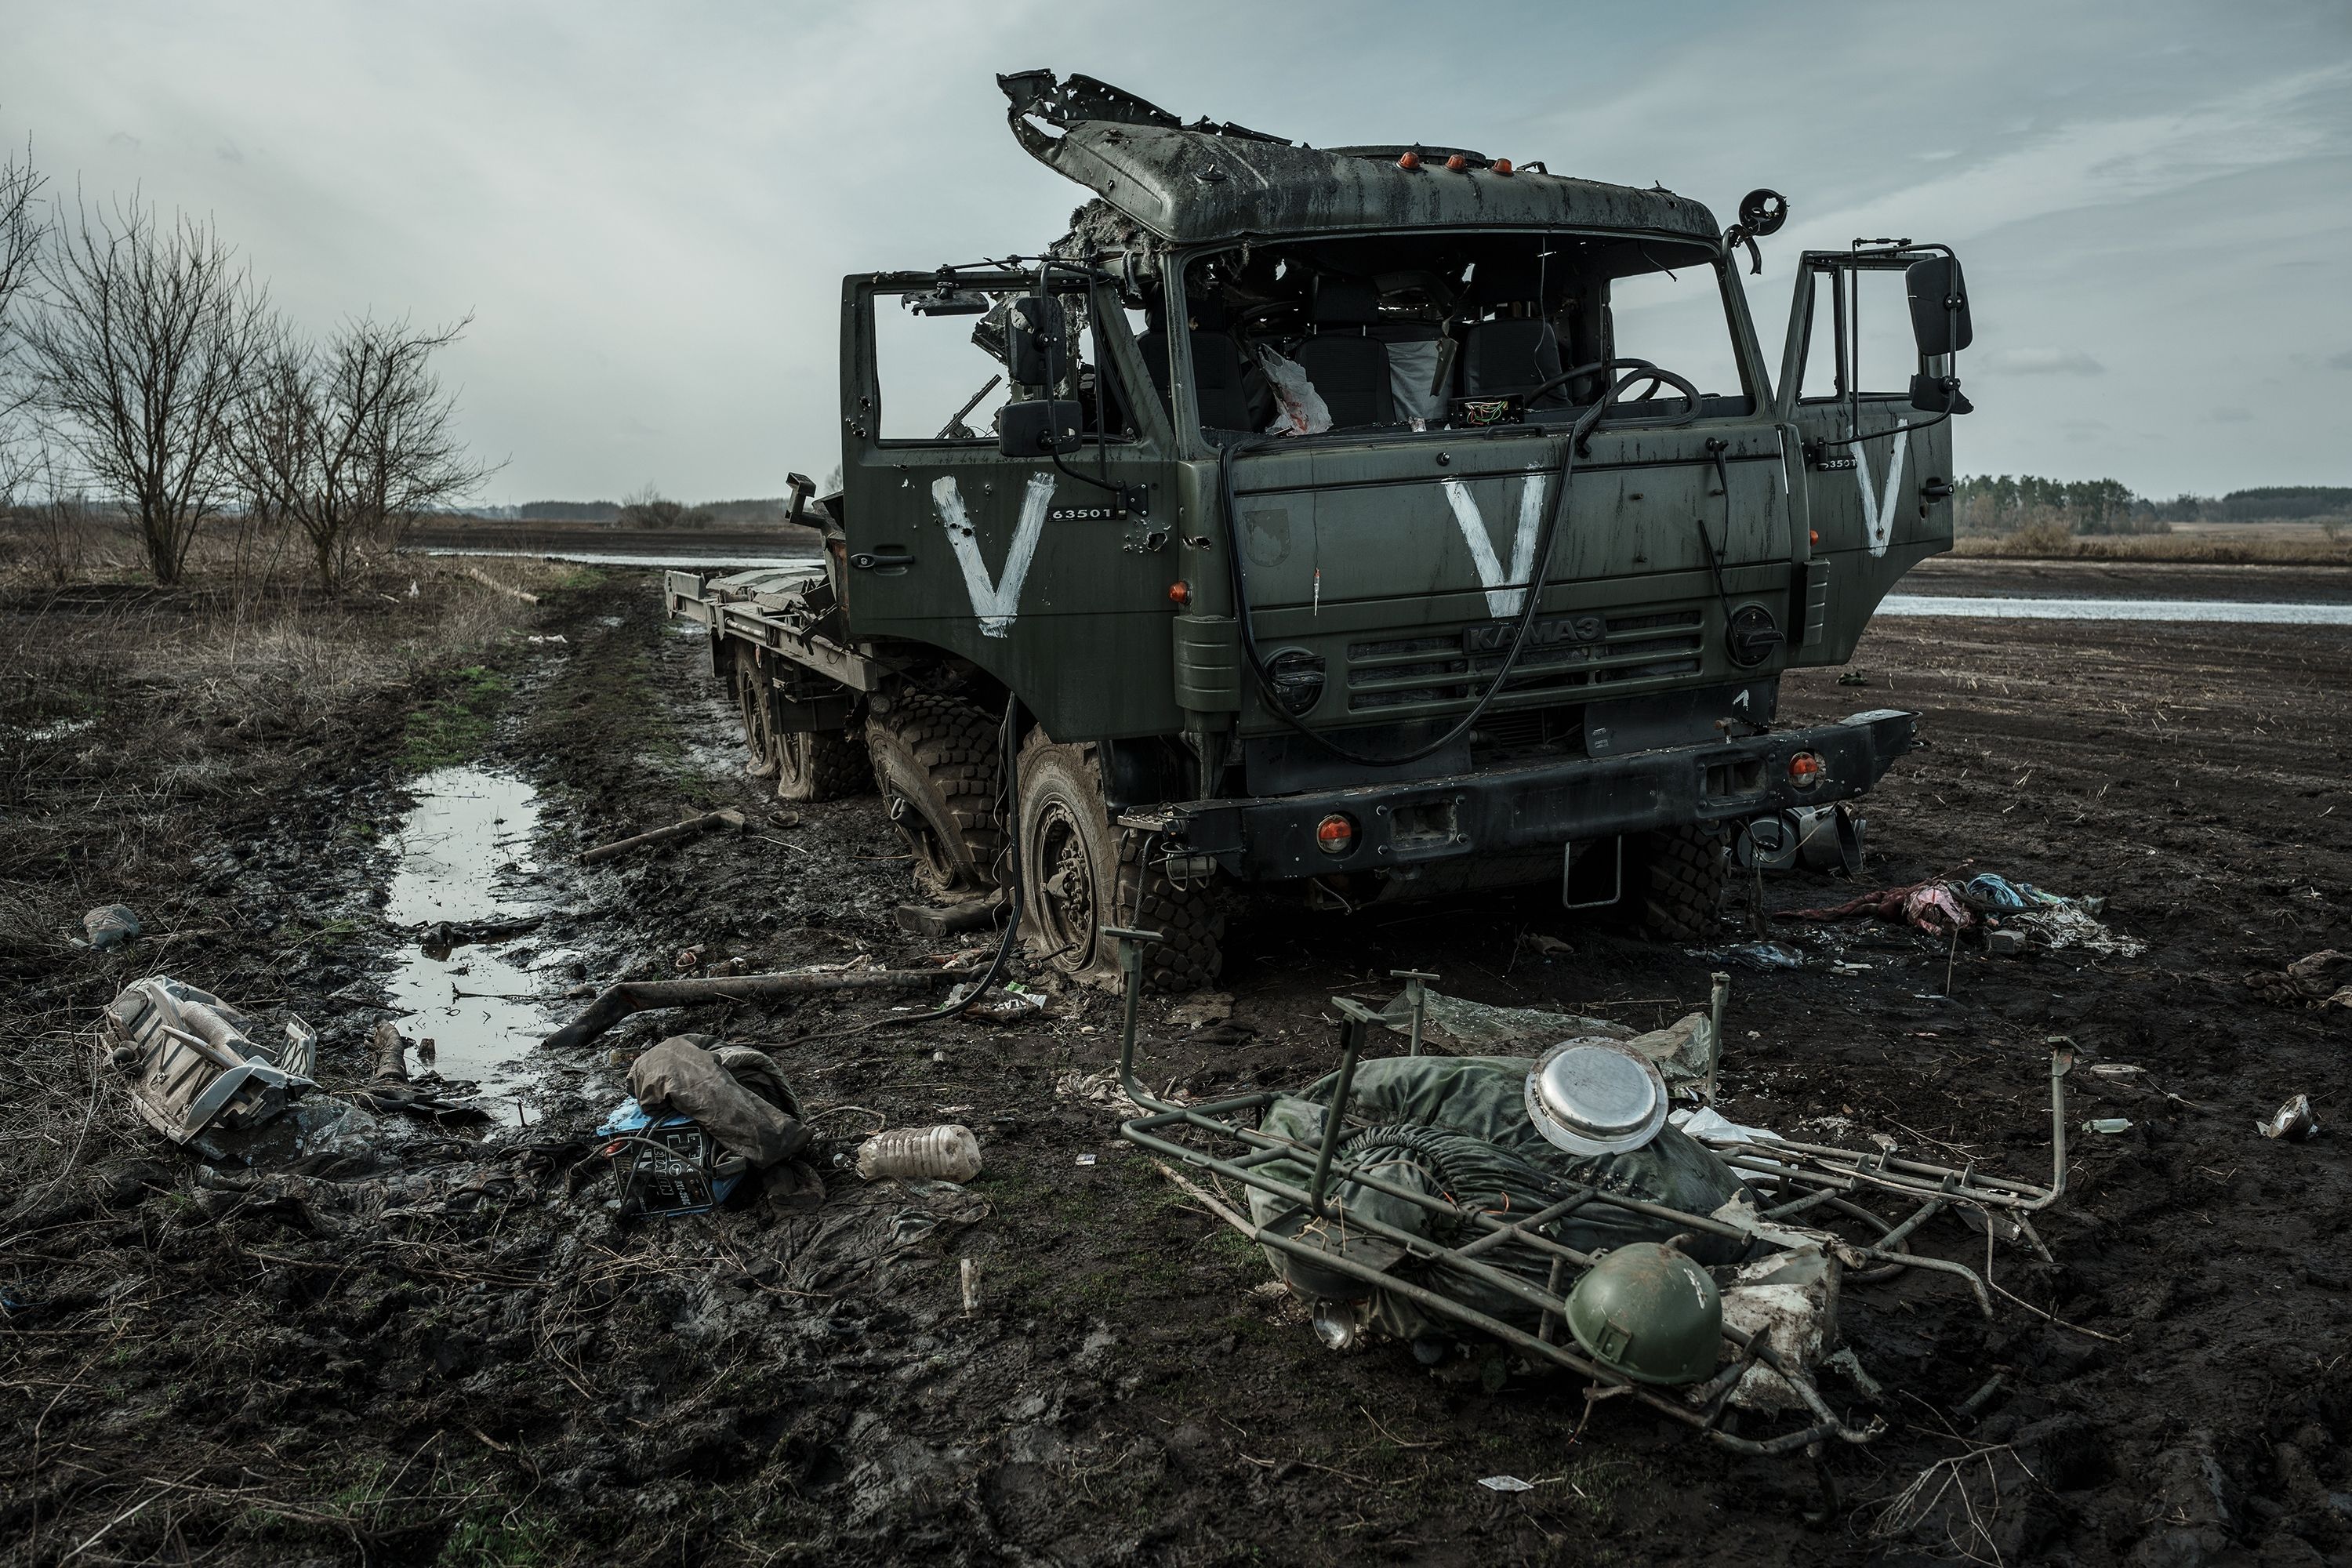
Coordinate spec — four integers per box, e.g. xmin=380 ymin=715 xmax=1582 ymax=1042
xmin=1104 ymin=927 xmax=1886 ymax=1456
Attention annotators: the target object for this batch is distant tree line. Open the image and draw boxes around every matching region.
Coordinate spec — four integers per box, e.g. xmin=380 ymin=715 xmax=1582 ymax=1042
xmin=0 ymin=140 xmax=492 ymax=591
xmin=509 ymin=495 xmax=798 ymax=528
xmin=1957 ymin=477 xmax=2349 ymax=539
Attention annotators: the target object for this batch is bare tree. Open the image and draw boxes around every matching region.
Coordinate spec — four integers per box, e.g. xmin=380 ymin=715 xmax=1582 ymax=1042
xmin=0 ymin=139 xmax=44 ymax=506
xmin=225 ymin=314 xmax=492 ymax=593
xmin=24 ymin=196 xmax=262 ymax=584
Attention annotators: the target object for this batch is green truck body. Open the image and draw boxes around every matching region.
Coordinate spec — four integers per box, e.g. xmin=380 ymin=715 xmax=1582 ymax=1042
xmin=666 ymin=71 xmax=1974 ymax=986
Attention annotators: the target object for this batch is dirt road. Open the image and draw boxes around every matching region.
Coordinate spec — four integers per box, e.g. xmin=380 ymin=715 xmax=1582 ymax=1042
xmin=2 ymin=563 xmax=2346 ymax=1565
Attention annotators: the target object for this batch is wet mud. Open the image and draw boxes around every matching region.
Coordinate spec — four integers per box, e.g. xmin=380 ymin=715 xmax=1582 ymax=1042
xmin=2 ymin=564 xmax=2347 ymax=1566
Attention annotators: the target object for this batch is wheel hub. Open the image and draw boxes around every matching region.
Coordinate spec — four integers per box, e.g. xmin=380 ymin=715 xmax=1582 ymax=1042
xmin=1031 ymin=799 xmax=1098 ymax=967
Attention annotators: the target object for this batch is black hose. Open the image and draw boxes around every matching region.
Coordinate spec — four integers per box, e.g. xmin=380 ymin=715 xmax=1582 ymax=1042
xmin=1219 ymin=358 xmax=1700 ymax=769
xmin=881 ymin=695 xmax=1026 ymax=1029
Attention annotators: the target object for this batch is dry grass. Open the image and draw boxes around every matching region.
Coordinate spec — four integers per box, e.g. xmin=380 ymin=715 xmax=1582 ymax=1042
xmin=1951 ymin=529 xmax=2352 ymax=566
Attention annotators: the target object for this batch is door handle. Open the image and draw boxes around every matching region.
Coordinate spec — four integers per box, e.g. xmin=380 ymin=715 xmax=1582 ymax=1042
xmin=1919 ymin=478 xmax=1954 ymax=501
xmin=849 ymin=550 xmax=916 ymax=571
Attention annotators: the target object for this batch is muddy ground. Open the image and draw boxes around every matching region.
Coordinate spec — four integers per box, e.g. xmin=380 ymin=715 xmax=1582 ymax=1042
xmin=2 ymin=560 xmax=2347 ymax=1566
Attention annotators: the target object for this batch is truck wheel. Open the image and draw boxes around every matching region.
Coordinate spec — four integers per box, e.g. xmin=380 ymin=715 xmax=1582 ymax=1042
xmin=1627 ymin=823 xmax=1727 ymax=941
xmin=866 ymin=693 xmax=1004 ymax=898
xmin=775 ymin=729 xmax=873 ymax=803
xmin=730 ymin=648 xmax=777 ymax=779
xmin=1017 ymin=732 xmax=1222 ymax=993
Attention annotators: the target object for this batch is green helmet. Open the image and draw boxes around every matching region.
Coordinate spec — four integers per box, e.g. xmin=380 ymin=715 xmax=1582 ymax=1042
xmin=1564 ymin=1242 xmax=1723 ymax=1386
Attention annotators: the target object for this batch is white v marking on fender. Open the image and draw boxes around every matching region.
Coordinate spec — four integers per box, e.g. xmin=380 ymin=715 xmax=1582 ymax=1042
xmin=1848 ymin=426 xmax=1910 ymax=559
xmin=1442 ymin=474 xmax=1549 ymax=619
xmin=932 ymin=471 xmax=1054 ymax=637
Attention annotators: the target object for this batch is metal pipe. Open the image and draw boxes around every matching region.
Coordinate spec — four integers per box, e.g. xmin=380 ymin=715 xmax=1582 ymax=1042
xmin=1308 ymin=1018 xmax=1367 ymax=1220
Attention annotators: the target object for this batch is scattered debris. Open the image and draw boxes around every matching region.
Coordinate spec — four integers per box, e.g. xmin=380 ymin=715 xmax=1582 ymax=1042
xmin=1698 ymin=940 xmax=1809 ymax=971
xmin=1477 ymin=1475 xmax=1536 ymax=1494
xmin=627 ymin=1034 xmax=811 ymax=1168
xmin=543 ymin=961 xmax=986 ymax=1051
xmin=579 ymin=808 xmax=748 ymax=865
xmin=946 ymin=979 xmax=1050 ymax=1024
xmin=1074 ymin=1152 xmax=1097 ymax=1167
xmin=82 ymin=903 xmax=140 ymax=949
xmin=1788 ymin=880 xmax=1973 ymax=937
xmin=2249 ymin=949 xmax=2352 ymax=1010
xmin=855 ymin=1123 xmax=982 ymax=1182
xmin=1166 ymin=991 xmax=1235 ymax=1029
xmin=1708 ymin=1246 xmax=1838 ymax=1413
xmin=2259 ymin=1094 xmax=2317 ymax=1142
xmin=2082 ymin=1117 xmax=2133 ymax=1134
xmin=100 ymin=977 xmax=298 ymax=1144
xmin=895 ymin=896 xmax=1000 ymax=938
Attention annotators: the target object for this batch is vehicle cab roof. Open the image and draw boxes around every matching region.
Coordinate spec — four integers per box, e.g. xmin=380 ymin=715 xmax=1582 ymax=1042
xmin=1001 ymin=70 xmax=1722 ymax=249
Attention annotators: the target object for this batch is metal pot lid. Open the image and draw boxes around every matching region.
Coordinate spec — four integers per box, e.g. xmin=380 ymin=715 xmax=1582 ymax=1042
xmin=1524 ymin=1038 xmax=1668 ymax=1156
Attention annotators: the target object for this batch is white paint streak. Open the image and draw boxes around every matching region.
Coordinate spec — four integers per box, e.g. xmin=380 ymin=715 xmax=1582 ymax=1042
xmin=932 ymin=471 xmax=1055 ymax=637
xmin=1442 ymin=474 xmax=1549 ymax=618
xmin=1849 ymin=426 xmax=1910 ymax=558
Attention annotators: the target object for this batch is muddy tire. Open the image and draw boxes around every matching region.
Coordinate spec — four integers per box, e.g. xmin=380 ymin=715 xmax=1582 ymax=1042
xmin=866 ymin=693 xmax=1004 ymax=898
xmin=1017 ymin=731 xmax=1222 ymax=993
xmin=1628 ymin=822 xmax=1727 ymax=941
xmin=730 ymin=647 xmax=777 ymax=779
xmin=775 ymin=728 xmax=872 ymax=803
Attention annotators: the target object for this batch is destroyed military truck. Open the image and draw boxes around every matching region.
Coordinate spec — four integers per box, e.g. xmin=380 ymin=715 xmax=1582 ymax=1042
xmin=668 ymin=71 xmax=1976 ymax=990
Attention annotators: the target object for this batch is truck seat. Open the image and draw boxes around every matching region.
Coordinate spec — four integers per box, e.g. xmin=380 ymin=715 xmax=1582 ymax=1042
xmin=1294 ymin=277 xmax=1394 ymax=427
xmin=1460 ymin=256 xmax=1567 ymax=407
xmin=1138 ymin=297 xmax=1254 ymax=432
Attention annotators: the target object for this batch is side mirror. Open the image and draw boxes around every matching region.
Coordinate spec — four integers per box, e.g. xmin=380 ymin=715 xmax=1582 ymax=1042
xmin=997 ymin=399 xmax=1083 ymax=457
xmin=1904 ymin=256 xmax=1972 ymax=357
xmin=1004 ymin=295 xmax=1066 ymax=387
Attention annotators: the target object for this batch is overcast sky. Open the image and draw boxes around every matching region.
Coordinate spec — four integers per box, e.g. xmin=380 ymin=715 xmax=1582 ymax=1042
xmin=5 ymin=0 xmax=2346 ymax=503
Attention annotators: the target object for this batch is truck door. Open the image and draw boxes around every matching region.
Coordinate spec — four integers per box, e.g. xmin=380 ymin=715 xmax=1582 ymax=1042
xmin=837 ymin=274 xmax=1183 ymax=740
xmin=1777 ymin=249 xmax=1959 ymax=666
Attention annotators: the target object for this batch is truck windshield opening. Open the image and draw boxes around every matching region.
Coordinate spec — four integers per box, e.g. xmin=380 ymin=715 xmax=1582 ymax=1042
xmin=1153 ymin=232 xmax=1748 ymax=441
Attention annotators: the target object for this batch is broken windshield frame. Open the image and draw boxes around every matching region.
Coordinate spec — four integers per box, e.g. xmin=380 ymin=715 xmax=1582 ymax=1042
xmin=1159 ymin=228 xmax=1766 ymax=454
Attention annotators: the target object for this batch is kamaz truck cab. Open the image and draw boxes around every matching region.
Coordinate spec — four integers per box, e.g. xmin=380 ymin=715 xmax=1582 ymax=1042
xmin=667 ymin=70 xmax=1976 ymax=990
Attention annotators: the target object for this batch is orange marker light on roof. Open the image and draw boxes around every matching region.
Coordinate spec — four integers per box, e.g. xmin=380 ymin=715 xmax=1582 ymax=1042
xmin=1446 ymin=153 xmax=1468 ymax=172
xmin=1167 ymin=579 xmax=1190 ymax=606
xmin=1491 ymin=158 xmax=1515 ymax=176
xmin=1396 ymin=151 xmax=1421 ymax=171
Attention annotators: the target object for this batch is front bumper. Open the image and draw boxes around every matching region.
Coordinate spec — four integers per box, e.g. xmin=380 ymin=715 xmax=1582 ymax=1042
xmin=1153 ymin=709 xmax=1917 ymax=881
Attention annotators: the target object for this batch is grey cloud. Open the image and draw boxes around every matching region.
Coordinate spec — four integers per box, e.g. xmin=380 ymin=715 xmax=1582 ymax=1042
xmin=2328 ymin=349 xmax=2352 ymax=370
xmin=2212 ymin=407 xmax=2254 ymax=423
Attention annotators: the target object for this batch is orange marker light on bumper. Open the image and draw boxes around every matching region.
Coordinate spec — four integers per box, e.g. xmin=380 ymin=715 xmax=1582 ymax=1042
xmin=1788 ymin=752 xmax=1824 ymax=788
xmin=1316 ymin=814 xmax=1356 ymax=855
xmin=1168 ymin=580 xmax=1190 ymax=606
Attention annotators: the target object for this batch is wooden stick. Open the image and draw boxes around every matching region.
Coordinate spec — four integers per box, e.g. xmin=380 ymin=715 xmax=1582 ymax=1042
xmin=542 ymin=964 xmax=984 ymax=1051
xmin=462 ymin=564 xmax=540 ymax=603
xmin=579 ymin=808 xmax=746 ymax=864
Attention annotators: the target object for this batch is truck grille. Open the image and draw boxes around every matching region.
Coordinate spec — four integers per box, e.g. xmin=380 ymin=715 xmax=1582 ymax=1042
xmin=1345 ymin=608 xmax=1704 ymax=713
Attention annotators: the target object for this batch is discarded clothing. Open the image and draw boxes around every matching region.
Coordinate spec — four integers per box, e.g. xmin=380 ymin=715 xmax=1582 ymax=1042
xmin=1788 ymin=880 xmax=1973 ymax=938
xmin=2249 ymin=949 xmax=2352 ymax=1011
xmin=1246 ymin=1054 xmax=1753 ymax=1345
xmin=626 ymin=1034 xmax=809 ymax=1167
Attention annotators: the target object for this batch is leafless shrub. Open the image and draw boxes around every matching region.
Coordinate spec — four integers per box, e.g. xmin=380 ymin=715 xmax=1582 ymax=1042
xmin=224 ymin=314 xmax=494 ymax=594
xmin=22 ymin=194 xmax=264 ymax=584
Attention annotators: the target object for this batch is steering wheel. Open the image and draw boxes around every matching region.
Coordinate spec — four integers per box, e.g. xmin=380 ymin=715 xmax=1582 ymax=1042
xmin=1521 ymin=357 xmax=1703 ymax=425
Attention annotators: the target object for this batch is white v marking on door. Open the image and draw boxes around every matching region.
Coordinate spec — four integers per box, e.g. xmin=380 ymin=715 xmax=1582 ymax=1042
xmin=1442 ymin=474 xmax=1549 ymax=619
xmin=933 ymin=471 xmax=1054 ymax=637
xmin=1848 ymin=426 xmax=1910 ymax=559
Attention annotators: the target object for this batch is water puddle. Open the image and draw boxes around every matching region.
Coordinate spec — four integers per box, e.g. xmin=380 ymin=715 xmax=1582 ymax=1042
xmin=1882 ymin=594 xmax=2352 ymax=625
xmin=382 ymin=766 xmax=566 ymax=1122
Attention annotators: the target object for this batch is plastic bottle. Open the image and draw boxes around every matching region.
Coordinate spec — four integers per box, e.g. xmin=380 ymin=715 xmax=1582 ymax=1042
xmin=856 ymin=1124 xmax=982 ymax=1182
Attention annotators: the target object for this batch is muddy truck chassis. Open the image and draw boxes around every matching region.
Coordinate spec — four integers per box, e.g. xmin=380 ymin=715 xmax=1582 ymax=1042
xmin=668 ymin=71 xmax=1976 ymax=991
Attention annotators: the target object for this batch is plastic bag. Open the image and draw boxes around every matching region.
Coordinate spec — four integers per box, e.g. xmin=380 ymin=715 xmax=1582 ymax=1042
xmin=1254 ymin=346 xmax=1331 ymax=436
